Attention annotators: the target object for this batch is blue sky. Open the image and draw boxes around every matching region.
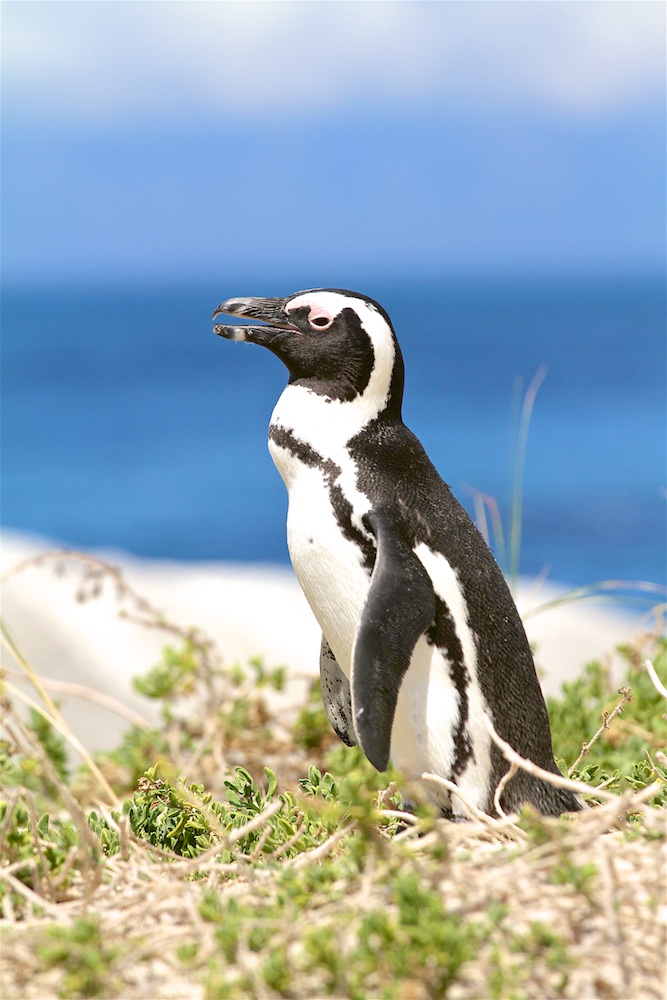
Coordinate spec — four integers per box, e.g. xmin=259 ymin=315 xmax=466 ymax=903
xmin=2 ymin=1 xmax=665 ymax=285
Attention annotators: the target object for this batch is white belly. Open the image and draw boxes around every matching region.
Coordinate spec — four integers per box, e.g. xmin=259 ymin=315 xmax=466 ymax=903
xmin=281 ymin=458 xmax=370 ymax=676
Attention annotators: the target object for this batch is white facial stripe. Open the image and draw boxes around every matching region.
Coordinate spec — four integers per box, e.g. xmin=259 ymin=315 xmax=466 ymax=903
xmin=286 ymin=290 xmax=355 ymax=319
xmin=286 ymin=291 xmax=386 ymax=337
xmin=286 ymin=298 xmax=333 ymax=328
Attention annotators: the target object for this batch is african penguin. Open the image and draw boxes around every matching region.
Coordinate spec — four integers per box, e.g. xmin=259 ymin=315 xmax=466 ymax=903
xmin=213 ymin=289 xmax=580 ymax=818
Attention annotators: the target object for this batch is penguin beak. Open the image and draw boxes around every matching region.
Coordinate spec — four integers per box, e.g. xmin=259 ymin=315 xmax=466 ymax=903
xmin=212 ymin=296 xmax=297 ymax=343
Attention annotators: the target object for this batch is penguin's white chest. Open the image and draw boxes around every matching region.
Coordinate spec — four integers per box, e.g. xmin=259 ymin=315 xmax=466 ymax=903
xmin=268 ymin=432 xmax=371 ymax=675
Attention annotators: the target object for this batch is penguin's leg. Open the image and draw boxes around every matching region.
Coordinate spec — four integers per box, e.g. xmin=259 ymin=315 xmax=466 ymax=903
xmin=319 ymin=636 xmax=357 ymax=748
xmin=352 ymin=510 xmax=436 ymax=773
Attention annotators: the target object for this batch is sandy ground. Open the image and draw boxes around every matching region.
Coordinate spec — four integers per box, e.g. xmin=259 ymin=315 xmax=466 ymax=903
xmin=1 ymin=530 xmax=644 ymax=755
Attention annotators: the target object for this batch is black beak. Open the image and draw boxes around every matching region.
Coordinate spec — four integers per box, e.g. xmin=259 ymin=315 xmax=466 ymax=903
xmin=212 ymin=296 xmax=296 ymax=343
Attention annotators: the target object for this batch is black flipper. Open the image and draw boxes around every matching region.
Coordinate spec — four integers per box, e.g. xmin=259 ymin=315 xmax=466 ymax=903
xmin=319 ymin=637 xmax=357 ymax=747
xmin=352 ymin=510 xmax=436 ymax=772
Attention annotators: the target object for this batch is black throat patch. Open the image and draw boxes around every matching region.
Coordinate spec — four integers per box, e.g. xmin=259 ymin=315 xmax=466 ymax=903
xmin=279 ymin=307 xmax=376 ymax=402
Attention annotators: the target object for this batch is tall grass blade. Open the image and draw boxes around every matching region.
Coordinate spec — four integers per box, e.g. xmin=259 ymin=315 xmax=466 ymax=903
xmin=509 ymin=364 xmax=547 ymax=592
xmin=521 ymin=579 xmax=666 ymax=619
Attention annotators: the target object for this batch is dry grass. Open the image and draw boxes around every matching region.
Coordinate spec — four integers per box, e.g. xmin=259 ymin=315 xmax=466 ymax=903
xmin=1 ymin=789 xmax=664 ymax=999
xmin=1 ymin=550 xmax=665 ymax=1000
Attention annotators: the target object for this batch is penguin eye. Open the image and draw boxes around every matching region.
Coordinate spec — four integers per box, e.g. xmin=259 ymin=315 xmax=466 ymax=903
xmin=309 ymin=314 xmax=333 ymax=330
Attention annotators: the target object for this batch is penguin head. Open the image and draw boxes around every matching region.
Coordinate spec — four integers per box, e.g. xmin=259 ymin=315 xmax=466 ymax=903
xmin=214 ymin=289 xmax=404 ymax=415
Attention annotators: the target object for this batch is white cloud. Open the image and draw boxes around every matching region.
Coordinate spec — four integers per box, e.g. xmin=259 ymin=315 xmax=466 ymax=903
xmin=3 ymin=0 xmax=664 ymax=123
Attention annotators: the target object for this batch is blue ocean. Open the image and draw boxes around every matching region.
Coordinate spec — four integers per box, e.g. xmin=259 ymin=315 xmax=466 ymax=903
xmin=2 ymin=274 xmax=665 ymax=590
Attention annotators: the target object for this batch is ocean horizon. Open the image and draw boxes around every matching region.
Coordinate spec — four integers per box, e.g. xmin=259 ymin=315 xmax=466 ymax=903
xmin=2 ymin=271 xmax=665 ymax=592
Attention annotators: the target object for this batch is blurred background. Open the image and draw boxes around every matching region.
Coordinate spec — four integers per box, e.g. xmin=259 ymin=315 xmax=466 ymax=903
xmin=2 ymin=1 xmax=665 ymax=590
